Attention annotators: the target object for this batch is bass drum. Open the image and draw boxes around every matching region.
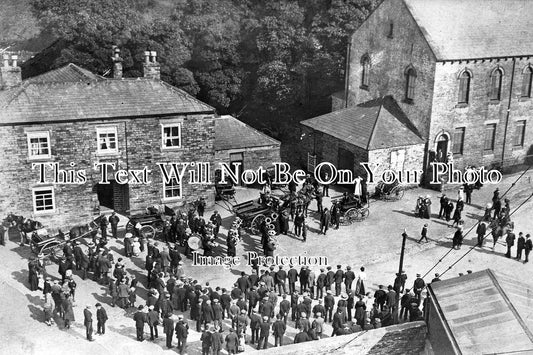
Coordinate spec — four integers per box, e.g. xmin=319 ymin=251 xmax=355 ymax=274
xmin=187 ymin=234 xmax=202 ymax=251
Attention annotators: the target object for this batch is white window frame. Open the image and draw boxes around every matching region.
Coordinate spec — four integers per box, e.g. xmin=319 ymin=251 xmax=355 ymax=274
xmin=161 ymin=123 xmax=182 ymax=149
xmin=162 ymin=176 xmax=182 ymax=201
xmin=96 ymin=126 xmax=118 ymax=154
xmin=27 ymin=131 xmax=51 ymax=160
xmin=32 ymin=186 xmax=56 ymax=214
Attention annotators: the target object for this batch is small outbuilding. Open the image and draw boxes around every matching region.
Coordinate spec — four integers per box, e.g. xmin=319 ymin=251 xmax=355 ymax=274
xmin=214 ymin=115 xmax=281 ymax=183
xmin=300 ymin=96 xmax=425 ymax=185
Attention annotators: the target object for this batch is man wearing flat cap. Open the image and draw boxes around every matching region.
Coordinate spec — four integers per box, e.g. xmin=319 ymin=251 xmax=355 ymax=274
xmin=96 ymin=303 xmax=108 ymax=335
xmin=84 ymin=305 xmax=94 ymax=341
xmin=175 ymin=315 xmax=189 ymax=353
xmin=257 ymin=316 xmax=271 ymax=350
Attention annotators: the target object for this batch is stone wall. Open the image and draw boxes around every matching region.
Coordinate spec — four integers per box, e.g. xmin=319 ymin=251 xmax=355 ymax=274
xmin=430 ymin=58 xmax=533 ymax=170
xmin=214 ymin=145 xmax=281 ymax=180
xmin=368 ymin=143 xmax=425 ymax=187
xmin=0 ymin=114 xmax=215 ymax=231
xmin=346 ymin=0 xmax=436 ymax=138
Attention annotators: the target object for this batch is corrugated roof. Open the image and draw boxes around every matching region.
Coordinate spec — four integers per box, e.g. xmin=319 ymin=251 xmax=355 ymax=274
xmin=214 ymin=115 xmax=280 ymax=151
xmin=301 ymin=96 xmax=423 ymax=150
xmin=0 ymin=64 xmax=215 ymax=125
xmin=404 ymin=0 xmax=533 ymax=60
xmin=430 ymin=269 xmax=533 ymax=354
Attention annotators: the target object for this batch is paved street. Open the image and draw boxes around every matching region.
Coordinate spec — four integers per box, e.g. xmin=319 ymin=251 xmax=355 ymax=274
xmin=0 ymin=170 xmax=532 ymax=354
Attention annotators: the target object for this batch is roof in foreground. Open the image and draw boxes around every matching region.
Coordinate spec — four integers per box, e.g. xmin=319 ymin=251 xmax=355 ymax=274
xmin=300 ymin=96 xmax=423 ymax=150
xmin=249 ymin=321 xmax=427 ymax=355
xmin=404 ymin=0 xmax=533 ymax=60
xmin=0 ymin=64 xmax=215 ymax=125
xmin=214 ymin=115 xmax=280 ymax=151
xmin=430 ymin=269 xmax=533 ymax=354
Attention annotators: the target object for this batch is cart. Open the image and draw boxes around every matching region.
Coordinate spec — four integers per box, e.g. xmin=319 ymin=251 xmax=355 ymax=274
xmin=333 ymin=195 xmax=370 ymax=225
xmin=373 ymin=181 xmax=405 ymax=201
xmin=30 ymin=215 xmax=103 ymax=258
xmin=232 ymin=196 xmax=283 ymax=234
xmin=125 ymin=205 xmax=174 ymax=239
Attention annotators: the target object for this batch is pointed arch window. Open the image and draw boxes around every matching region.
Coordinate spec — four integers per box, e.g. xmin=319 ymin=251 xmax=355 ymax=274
xmin=361 ymin=55 xmax=370 ymax=89
xmin=405 ymin=66 xmax=417 ymax=102
xmin=458 ymin=70 xmax=471 ymax=104
xmin=490 ymin=68 xmax=503 ymax=101
xmin=521 ymin=66 xmax=532 ymax=98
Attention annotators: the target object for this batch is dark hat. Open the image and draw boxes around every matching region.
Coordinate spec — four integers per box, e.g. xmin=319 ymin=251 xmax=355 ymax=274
xmin=95 ymin=303 xmax=102 ymax=307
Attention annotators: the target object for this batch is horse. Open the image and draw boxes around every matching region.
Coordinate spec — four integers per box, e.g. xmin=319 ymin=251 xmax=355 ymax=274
xmin=4 ymin=213 xmax=44 ymax=245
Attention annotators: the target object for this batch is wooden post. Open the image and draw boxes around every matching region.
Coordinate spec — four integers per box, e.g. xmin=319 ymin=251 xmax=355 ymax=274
xmin=395 ymin=229 xmax=408 ymax=324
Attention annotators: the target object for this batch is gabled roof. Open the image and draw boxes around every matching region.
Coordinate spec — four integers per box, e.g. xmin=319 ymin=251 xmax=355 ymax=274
xmin=0 ymin=64 xmax=215 ymax=125
xmin=215 ymin=115 xmax=280 ymax=151
xmin=429 ymin=269 xmax=533 ymax=354
xmin=25 ymin=63 xmax=102 ymax=83
xmin=403 ymin=0 xmax=533 ymax=60
xmin=300 ymin=96 xmax=423 ymax=150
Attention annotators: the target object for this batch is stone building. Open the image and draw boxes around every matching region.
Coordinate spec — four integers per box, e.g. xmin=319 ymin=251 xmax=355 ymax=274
xmin=0 ymin=50 xmax=216 ymax=229
xmin=301 ymin=96 xmax=424 ymax=183
xmin=304 ymin=0 xmax=533 ymax=181
xmin=214 ymin=115 xmax=281 ymax=184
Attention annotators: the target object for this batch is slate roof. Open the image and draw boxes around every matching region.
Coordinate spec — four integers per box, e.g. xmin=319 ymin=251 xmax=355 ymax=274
xmin=0 ymin=64 xmax=215 ymax=125
xmin=215 ymin=115 xmax=280 ymax=151
xmin=300 ymin=96 xmax=423 ymax=150
xmin=404 ymin=0 xmax=533 ymax=60
xmin=429 ymin=269 xmax=533 ymax=354
xmin=24 ymin=63 xmax=102 ymax=83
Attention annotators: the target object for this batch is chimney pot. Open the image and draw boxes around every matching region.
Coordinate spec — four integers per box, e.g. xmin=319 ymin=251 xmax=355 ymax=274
xmin=112 ymin=46 xmax=123 ymax=79
xmin=150 ymin=51 xmax=157 ymax=62
xmin=144 ymin=51 xmax=150 ymax=64
xmin=3 ymin=54 xmax=9 ymax=67
xmin=11 ymin=55 xmax=18 ymax=67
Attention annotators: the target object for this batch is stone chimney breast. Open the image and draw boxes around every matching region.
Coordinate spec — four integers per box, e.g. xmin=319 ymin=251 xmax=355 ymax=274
xmin=0 ymin=53 xmax=22 ymax=89
xmin=143 ymin=50 xmax=160 ymax=80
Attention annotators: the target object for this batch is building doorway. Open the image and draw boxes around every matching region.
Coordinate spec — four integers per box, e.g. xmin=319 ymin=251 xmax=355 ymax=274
xmin=338 ymin=148 xmax=355 ymax=172
xmin=436 ymin=134 xmax=449 ymax=162
xmin=95 ymin=180 xmax=129 ymax=214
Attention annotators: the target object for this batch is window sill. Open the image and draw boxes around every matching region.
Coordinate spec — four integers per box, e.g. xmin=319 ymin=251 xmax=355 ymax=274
xmin=519 ymin=96 xmax=531 ymax=102
xmin=512 ymin=145 xmax=524 ymax=151
xmin=482 ymin=151 xmax=495 ymax=157
xmin=488 ymin=100 xmax=501 ymax=105
xmin=452 ymin=153 xmax=463 ymax=157
xmin=359 ymin=85 xmax=369 ymax=91
xmin=27 ymin=156 xmax=54 ymax=162
xmin=455 ymin=103 xmax=469 ymax=108
xmin=34 ymin=209 xmax=56 ymax=216
xmin=161 ymin=197 xmax=182 ymax=203
xmin=95 ymin=151 xmax=120 ymax=158
xmin=161 ymin=146 xmax=182 ymax=151
xmin=402 ymin=98 xmax=414 ymax=105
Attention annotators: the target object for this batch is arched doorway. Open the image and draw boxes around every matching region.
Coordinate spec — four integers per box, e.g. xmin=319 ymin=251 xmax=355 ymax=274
xmin=435 ymin=133 xmax=450 ymax=163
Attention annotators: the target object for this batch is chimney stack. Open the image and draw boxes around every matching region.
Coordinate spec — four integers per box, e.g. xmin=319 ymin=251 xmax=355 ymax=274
xmin=143 ymin=50 xmax=160 ymax=80
xmin=0 ymin=53 xmax=22 ymax=90
xmin=112 ymin=46 xmax=123 ymax=79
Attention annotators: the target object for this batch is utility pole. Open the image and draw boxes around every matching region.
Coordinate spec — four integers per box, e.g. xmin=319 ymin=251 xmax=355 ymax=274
xmin=395 ymin=229 xmax=408 ymax=324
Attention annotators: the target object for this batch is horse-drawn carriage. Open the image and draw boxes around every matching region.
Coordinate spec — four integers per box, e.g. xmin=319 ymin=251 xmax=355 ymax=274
xmin=29 ymin=215 xmax=103 ymax=258
xmin=373 ymin=180 xmax=405 ymax=201
xmin=125 ymin=205 xmax=175 ymax=239
xmin=332 ymin=194 xmax=370 ymax=225
xmin=233 ymin=195 xmax=284 ymax=234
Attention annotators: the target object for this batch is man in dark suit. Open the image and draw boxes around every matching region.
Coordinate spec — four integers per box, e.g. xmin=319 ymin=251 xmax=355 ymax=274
xmin=287 ymin=265 xmax=298 ymax=294
xmin=320 ymin=208 xmax=331 ymax=235
xmin=316 ymin=269 xmax=326 ymax=299
xmin=133 ymin=305 xmax=148 ymax=341
xmin=175 ymin=315 xmax=189 ymax=353
xmin=275 ymin=266 xmax=287 ymax=296
xmin=257 ymin=316 xmax=271 ymax=350
xmin=334 ymin=265 xmax=344 ymax=296
xmin=476 ymin=220 xmax=487 ymax=247
xmin=96 ymin=303 xmax=108 ymax=335
xmin=505 ymin=230 xmax=516 ymax=258
xmin=83 ymin=305 xmax=94 ymax=341
xmin=324 ymin=290 xmax=335 ymax=322
xmin=326 ymin=266 xmax=335 ymax=291
xmin=516 ymin=232 xmax=525 ymax=260
xmin=162 ymin=314 xmax=175 ymax=348
xmin=299 ymin=266 xmax=309 ymax=293
xmin=344 ymin=266 xmax=356 ymax=292
xmin=272 ymin=314 xmax=286 ymax=347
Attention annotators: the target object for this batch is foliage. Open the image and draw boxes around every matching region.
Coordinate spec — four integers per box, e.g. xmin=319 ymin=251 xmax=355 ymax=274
xmin=27 ymin=0 xmax=379 ymax=141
